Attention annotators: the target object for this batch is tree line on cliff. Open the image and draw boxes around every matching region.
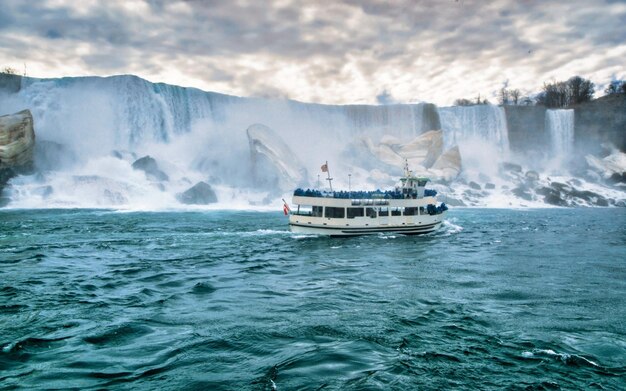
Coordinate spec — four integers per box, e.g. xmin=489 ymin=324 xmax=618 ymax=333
xmin=455 ymin=76 xmax=626 ymax=108
xmin=3 ymin=65 xmax=625 ymax=110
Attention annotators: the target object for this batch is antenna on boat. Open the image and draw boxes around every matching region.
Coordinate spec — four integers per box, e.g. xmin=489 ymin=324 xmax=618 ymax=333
xmin=404 ymin=158 xmax=411 ymax=177
xmin=321 ymin=161 xmax=333 ymax=192
xmin=348 ymin=173 xmax=352 ymax=195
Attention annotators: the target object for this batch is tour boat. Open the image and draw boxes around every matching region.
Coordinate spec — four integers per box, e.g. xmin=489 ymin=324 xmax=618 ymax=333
xmin=285 ymin=161 xmax=447 ymax=236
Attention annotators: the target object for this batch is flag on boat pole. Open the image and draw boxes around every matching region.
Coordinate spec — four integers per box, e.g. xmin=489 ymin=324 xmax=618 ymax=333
xmin=282 ymin=198 xmax=291 ymax=215
xmin=321 ymin=161 xmax=333 ymax=192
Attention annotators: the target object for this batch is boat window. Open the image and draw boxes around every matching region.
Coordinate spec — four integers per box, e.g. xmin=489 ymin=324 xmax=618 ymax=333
xmin=378 ymin=207 xmax=389 ymax=217
xmin=404 ymin=207 xmax=417 ymax=216
xmin=325 ymin=207 xmax=345 ymax=219
xmin=391 ymin=207 xmax=402 ymax=216
xmin=312 ymin=206 xmax=323 ymax=217
xmin=366 ymin=207 xmax=376 ymax=218
xmin=347 ymin=207 xmax=364 ymax=219
xmin=296 ymin=205 xmax=312 ymax=216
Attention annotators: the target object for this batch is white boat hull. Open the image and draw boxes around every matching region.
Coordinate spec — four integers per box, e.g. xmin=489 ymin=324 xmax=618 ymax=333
xmin=289 ymin=212 xmax=445 ymax=237
xmin=289 ymin=221 xmax=443 ymax=236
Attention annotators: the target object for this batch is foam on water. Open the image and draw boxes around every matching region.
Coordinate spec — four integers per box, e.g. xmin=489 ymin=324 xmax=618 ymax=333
xmin=441 ymin=219 xmax=463 ymax=235
xmin=523 ymin=349 xmax=601 ymax=368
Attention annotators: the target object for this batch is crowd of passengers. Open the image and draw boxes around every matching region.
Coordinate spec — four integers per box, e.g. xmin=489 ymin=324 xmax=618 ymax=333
xmin=294 ymin=203 xmax=448 ymax=217
xmin=293 ymin=188 xmax=437 ymax=199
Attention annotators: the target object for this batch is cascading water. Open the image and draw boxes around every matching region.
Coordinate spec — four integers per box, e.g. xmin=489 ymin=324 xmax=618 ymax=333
xmin=438 ymin=105 xmax=510 ymax=153
xmin=438 ymin=105 xmax=510 ymax=181
xmin=1 ymin=74 xmax=622 ymax=209
xmin=0 ymin=75 xmax=441 ymax=208
xmin=545 ymin=109 xmax=574 ymax=162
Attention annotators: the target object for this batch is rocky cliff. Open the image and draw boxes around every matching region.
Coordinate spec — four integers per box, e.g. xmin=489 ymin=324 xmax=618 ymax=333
xmin=573 ymin=94 xmax=626 ymax=154
xmin=0 ymin=73 xmax=622 ymax=209
xmin=504 ymin=105 xmax=549 ymax=155
xmin=0 ymin=73 xmax=22 ymax=94
xmin=0 ymin=109 xmax=35 ymax=203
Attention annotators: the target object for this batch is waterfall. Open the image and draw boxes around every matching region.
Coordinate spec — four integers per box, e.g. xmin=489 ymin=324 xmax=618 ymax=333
xmin=0 ymin=75 xmax=447 ymax=208
xmin=545 ymin=109 xmax=574 ymax=158
xmin=437 ymin=105 xmax=510 ymax=180
xmin=438 ymin=105 xmax=510 ymax=154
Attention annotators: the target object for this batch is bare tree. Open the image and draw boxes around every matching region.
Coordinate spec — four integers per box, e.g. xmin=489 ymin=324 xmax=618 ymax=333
xmin=605 ymin=80 xmax=626 ymax=95
xmin=536 ymin=76 xmax=594 ymax=108
xmin=454 ymin=98 xmax=474 ymax=106
xmin=510 ymin=89 xmax=521 ymax=105
xmin=568 ymin=76 xmax=594 ymax=104
xmin=498 ymin=87 xmax=510 ymax=105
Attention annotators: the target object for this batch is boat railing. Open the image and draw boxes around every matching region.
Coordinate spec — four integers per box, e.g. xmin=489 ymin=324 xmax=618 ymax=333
xmin=427 ymin=203 xmax=448 ymax=215
xmin=293 ymin=188 xmax=437 ymax=199
xmin=291 ymin=202 xmax=448 ymax=217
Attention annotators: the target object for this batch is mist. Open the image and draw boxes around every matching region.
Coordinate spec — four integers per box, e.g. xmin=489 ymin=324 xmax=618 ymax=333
xmin=0 ymin=75 xmax=623 ymax=209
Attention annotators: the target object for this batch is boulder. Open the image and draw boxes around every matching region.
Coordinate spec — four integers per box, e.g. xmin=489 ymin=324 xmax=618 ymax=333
xmin=443 ymin=196 xmax=466 ymax=207
xmin=550 ymin=182 xmax=573 ymax=193
xmin=500 ymin=162 xmax=522 ymax=173
xmin=608 ymin=172 xmax=626 ymax=185
xmin=535 ymin=186 xmax=553 ymax=196
xmin=525 ymin=170 xmax=540 ymax=181
xmin=544 ymin=192 xmax=568 ymax=206
xmin=429 ymin=146 xmax=462 ymax=182
xmin=0 ymin=109 xmax=36 ymax=202
xmin=358 ymin=130 xmax=450 ymax=174
xmin=468 ymin=181 xmax=481 ymax=190
xmin=511 ymin=186 xmax=533 ymax=201
xmin=0 ymin=109 xmax=35 ymax=169
xmin=585 ymin=149 xmax=626 ymax=183
xmin=395 ymin=130 xmax=444 ymax=168
xmin=247 ymin=124 xmax=308 ymax=191
xmin=177 ymin=181 xmax=217 ymax=205
xmin=132 ymin=155 xmax=169 ymax=181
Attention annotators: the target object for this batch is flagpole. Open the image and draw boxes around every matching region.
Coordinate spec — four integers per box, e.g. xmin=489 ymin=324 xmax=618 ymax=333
xmin=325 ymin=160 xmax=333 ymax=192
xmin=348 ymin=173 xmax=351 ymax=196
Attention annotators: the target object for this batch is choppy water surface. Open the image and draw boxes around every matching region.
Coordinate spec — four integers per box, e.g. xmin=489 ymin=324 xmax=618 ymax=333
xmin=1 ymin=208 xmax=625 ymax=390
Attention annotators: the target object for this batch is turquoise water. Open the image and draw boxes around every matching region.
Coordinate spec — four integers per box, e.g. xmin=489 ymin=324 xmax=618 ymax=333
xmin=1 ymin=208 xmax=625 ymax=390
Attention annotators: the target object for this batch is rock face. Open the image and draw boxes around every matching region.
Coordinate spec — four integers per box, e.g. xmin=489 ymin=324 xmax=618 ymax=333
xmin=357 ymin=130 xmax=462 ymax=182
xmin=247 ymin=123 xmax=308 ymax=192
xmin=504 ymin=105 xmax=549 ymax=155
xmin=1 ymin=109 xmax=35 ymax=203
xmin=177 ymin=181 xmax=217 ymax=204
xmin=1 ymin=109 xmax=35 ymax=168
xmin=585 ymin=149 xmax=626 ymax=183
xmin=131 ymin=155 xmax=169 ymax=181
xmin=0 ymin=73 xmax=22 ymax=93
xmin=574 ymin=94 xmax=626 ymax=154
xmin=430 ymin=145 xmax=462 ymax=181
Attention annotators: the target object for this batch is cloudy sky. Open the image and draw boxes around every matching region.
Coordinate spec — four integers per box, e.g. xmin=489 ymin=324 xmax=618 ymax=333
xmin=1 ymin=0 xmax=625 ymax=105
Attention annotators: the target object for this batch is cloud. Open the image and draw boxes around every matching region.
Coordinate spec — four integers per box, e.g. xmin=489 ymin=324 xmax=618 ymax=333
xmin=0 ymin=0 xmax=624 ymax=105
